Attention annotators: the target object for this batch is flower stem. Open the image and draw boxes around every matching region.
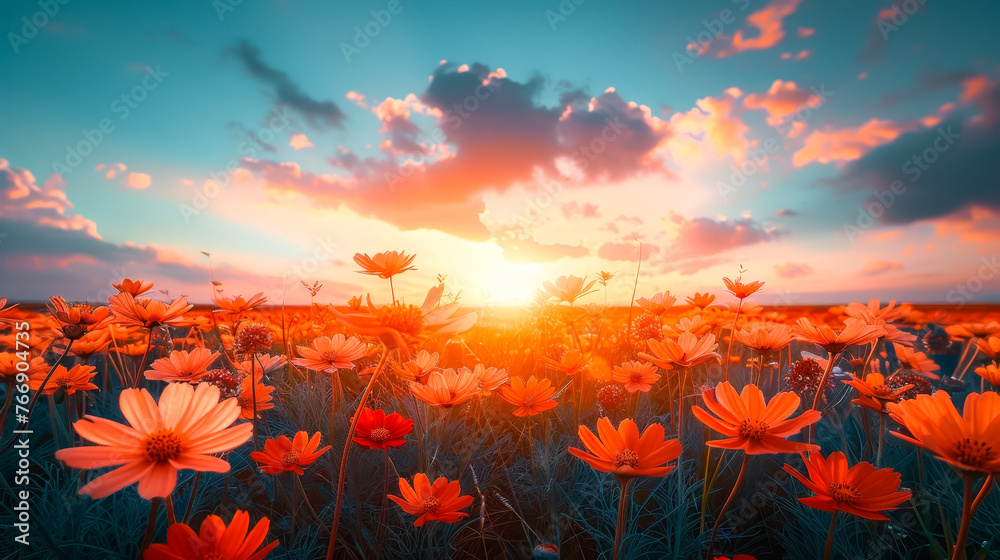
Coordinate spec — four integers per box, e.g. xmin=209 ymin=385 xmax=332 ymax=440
xmin=823 ymin=510 xmax=839 ymax=560
xmin=613 ymin=476 xmax=633 ymax=560
xmin=326 ymin=346 xmax=392 ymax=560
xmin=165 ymin=495 xmax=177 ymax=526
xmin=1 ymin=340 xmax=72 ymax=454
xmin=971 ymin=474 xmax=995 ymax=515
xmin=875 ymin=412 xmax=886 ymax=469
xmin=706 ymin=453 xmax=750 ymax=560
xmin=951 ymin=475 xmax=973 ymax=560
xmin=250 ymin=354 xmax=259 ymax=450
xmin=808 ymin=352 xmax=838 ymax=445
xmin=139 ymin=498 xmax=161 ymax=552
xmin=182 ymin=472 xmax=200 ymax=524
xmin=132 ymin=330 xmax=152 ymax=389
xmin=723 ymin=301 xmax=743 ymax=383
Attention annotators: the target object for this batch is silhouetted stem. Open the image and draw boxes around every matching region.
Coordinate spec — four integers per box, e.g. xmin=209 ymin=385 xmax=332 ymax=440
xmin=140 ymin=498 xmax=161 ymax=552
xmin=809 ymin=352 xmax=839 ymax=445
xmin=613 ymin=476 xmax=633 ymax=560
xmin=823 ymin=511 xmax=838 ymax=560
xmin=724 ymin=301 xmax=743 ymax=383
xmin=706 ymin=453 xmax=750 ymax=560
xmin=182 ymin=472 xmax=200 ymax=524
xmin=1 ymin=340 xmax=72 ymax=454
xmin=326 ymin=347 xmax=391 ymax=560
xmin=951 ymin=475 xmax=972 ymax=560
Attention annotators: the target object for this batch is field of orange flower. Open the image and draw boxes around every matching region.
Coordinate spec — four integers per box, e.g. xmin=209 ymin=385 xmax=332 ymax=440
xmin=1 ymin=253 xmax=999 ymax=560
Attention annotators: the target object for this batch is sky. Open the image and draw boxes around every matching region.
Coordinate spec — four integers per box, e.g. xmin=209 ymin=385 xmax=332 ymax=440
xmin=1 ymin=0 xmax=999 ymax=307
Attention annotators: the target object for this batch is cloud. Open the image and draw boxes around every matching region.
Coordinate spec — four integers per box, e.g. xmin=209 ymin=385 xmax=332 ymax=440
xmin=666 ymin=213 xmax=784 ymax=259
xmin=1 ymin=159 xmax=99 ymax=238
xmin=667 ymin=88 xmax=749 ymax=168
xmin=289 ymin=134 xmax=313 ymax=150
xmin=776 ymin=208 xmax=798 ymax=216
xmin=597 ymin=241 xmax=654 ymax=261
xmin=126 ymin=172 xmax=151 ymax=189
xmin=859 ymin=260 xmax=902 ymax=277
xmin=774 ymin=262 xmax=814 ymax=278
xmin=862 ymin=1 xmax=927 ymax=60
xmin=743 ymin=80 xmax=819 ymax=126
xmin=240 ymin=62 xmax=673 ymax=240
xmin=792 ymin=118 xmax=919 ymax=167
xmin=232 ymin=41 xmax=346 ymax=129
xmin=496 ymin=237 xmax=589 ymax=264
xmin=796 ymin=26 xmax=814 ymax=37
xmin=706 ymin=0 xmax=803 ymax=57
xmin=561 ymin=201 xmax=601 ymax=219
xmin=830 ymin=84 xmax=1000 ymax=226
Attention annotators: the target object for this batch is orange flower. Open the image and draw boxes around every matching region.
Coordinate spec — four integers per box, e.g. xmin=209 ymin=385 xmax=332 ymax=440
xmin=722 ymin=276 xmax=764 ymax=300
xmin=887 ymin=390 xmax=1000 ymax=474
xmin=947 ymin=321 xmax=1000 ymax=341
xmin=392 ymin=350 xmax=442 ymax=383
xmin=347 ymin=295 xmax=364 ymax=310
xmin=409 ymin=368 xmax=478 ymax=408
xmin=213 ymin=292 xmax=268 ymax=315
xmin=499 ymin=376 xmax=559 ymax=417
xmin=732 ymin=323 xmax=794 ymax=353
xmin=686 ymin=292 xmax=716 ymax=308
xmin=292 ymin=334 xmax=369 ymax=373
xmin=0 ymin=353 xmax=47 ymax=383
xmin=692 ymin=382 xmax=820 ymax=455
xmin=29 ymin=364 xmax=98 ymax=395
xmin=842 ymin=373 xmax=911 ymax=412
xmin=47 ymin=296 xmax=111 ymax=340
xmin=664 ymin=315 xmax=713 ymax=338
xmin=542 ymin=348 xmax=588 ymax=377
xmin=0 ymin=297 xmax=18 ymax=322
xmin=233 ymin=354 xmax=286 ymax=376
xmin=892 ymin=343 xmax=940 ymax=380
xmin=250 ymin=431 xmax=330 ymax=475
xmin=975 ymin=362 xmax=1000 ymax=385
xmin=330 ymin=284 xmax=476 ymax=357
xmin=596 ymin=271 xmax=616 ymax=286
xmin=638 ymin=332 xmax=721 ymax=370
xmin=568 ymin=417 xmax=681 ymax=480
xmin=352 ymin=408 xmax=413 ymax=449
xmin=612 ymin=361 xmax=661 ymax=393
xmin=783 ymin=451 xmax=910 ymax=520
xmin=106 ymin=293 xmax=194 ymax=329
xmin=353 ymin=250 xmax=416 ymax=279
xmin=144 ymin=510 xmax=278 ymax=560
xmin=792 ymin=317 xmax=882 ymax=354
xmin=112 ymin=278 xmax=154 ymax=297
xmin=388 ymin=473 xmax=474 ymax=526
xmin=238 ymin=376 xmax=274 ymax=419
xmin=636 ymin=292 xmax=676 ymax=316
xmin=68 ymin=330 xmax=111 ymax=360
xmin=471 ymin=363 xmax=509 ymax=397
xmin=976 ymin=336 xmax=1000 ymax=360
xmin=539 ymin=275 xmax=599 ymax=305
xmin=55 ymin=382 xmax=252 ymax=499
xmin=145 ymin=348 xmax=220 ymax=383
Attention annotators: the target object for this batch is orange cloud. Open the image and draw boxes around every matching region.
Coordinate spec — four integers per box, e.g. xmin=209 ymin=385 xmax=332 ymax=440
xmin=859 ymin=259 xmax=902 ymax=277
xmin=289 ymin=133 xmax=313 ymax=150
xmin=792 ymin=118 xmax=919 ymax=167
xmin=711 ymin=0 xmax=803 ymax=57
xmin=743 ymin=80 xmax=819 ymax=126
xmin=125 ymin=172 xmax=151 ymax=189
xmin=774 ymin=262 xmax=814 ymax=278
xmin=667 ymin=88 xmax=749 ymax=167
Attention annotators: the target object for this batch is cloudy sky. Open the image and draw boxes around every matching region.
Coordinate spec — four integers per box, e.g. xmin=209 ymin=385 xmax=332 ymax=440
xmin=2 ymin=0 xmax=999 ymax=306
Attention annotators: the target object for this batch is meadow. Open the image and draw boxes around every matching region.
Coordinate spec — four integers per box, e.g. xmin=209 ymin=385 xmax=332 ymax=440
xmin=1 ymin=252 xmax=999 ymax=560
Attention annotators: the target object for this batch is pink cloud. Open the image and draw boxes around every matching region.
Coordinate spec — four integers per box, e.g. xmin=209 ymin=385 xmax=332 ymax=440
xmin=774 ymin=262 xmax=814 ymax=278
xmin=743 ymin=80 xmax=819 ymax=126
xmin=797 ymin=26 xmax=815 ymax=37
xmin=1 ymin=158 xmax=100 ymax=238
xmin=792 ymin=118 xmax=919 ymax=167
xmin=667 ymin=88 xmax=749 ymax=166
xmin=125 ymin=172 xmax=151 ymax=189
xmin=709 ymin=0 xmax=803 ymax=57
xmin=289 ymin=134 xmax=313 ymax=150
xmin=561 ymin=201 xmax=601 ymax=219
xmin=667 ymin=213 xmax=783 ymax=259
xmin=597 ymin=241 xmax=656 ymax=262
xmin=859 ymin=260 xmax=902 ymax=277
xmin=497 ymin=237 xmax=589 ymax=263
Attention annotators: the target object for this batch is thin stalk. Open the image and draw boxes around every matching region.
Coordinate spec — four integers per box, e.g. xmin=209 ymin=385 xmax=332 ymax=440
xmin=875 ymin=413 xmax=886 ymax=469
xmin=706 ymin=453 xmax=750 ymax=560
xmin=182 ymin=472 xmax=200 ymax=524
xmin=808 ymin=352 xmax=839 ymax=445
xmin=950 ymin=475 xmax=973 ymax=560
xmin=613 ymin=476 xmax=634 ymax=560
xmin=374 ymin=448 xmax=390 ymax=560
xmin=970 ymin=474 xmax=995 ymax=515
xmin=140 ymin=498 xmax=161 ymax=552
xmin=132 ymin=330 xmax=153 ymax=389
xmin=165 ymin=496 xmax=177 ymax=526
xmin=1 ymin=340 xmax=72 ymax=454
xmin=860 ymin=340 xmax=880 ymax=378
xmin=250 ymin=355 xmax=259 ymax=450
xmin=326 ymin=347 xmax=392 ymax=560
xmin=389 ymin=276 xmax=396 ymax=304
xmin=625 ymin=241 xmax=642 ymax=346
xmin=723 ymin=301 xmax=744 ymax=383
xmin=823 ymin=511 xmax=839 ymax=560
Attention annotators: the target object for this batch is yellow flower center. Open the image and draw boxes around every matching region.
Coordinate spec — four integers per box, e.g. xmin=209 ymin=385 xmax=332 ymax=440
xmin=144 ymin=430 xmax=183 ymax=463
xmin=828 ymin=483 xmax=861 ymax=504
xmin=55 ymin=376 xmax=72 ymax=386
xmin=954 ymin=438 xmax=996 ymax=469
xmin=369 ymin=427 xmax=391 ymax=443
xmin=421 ymin=496 xmax=442 ymax=513
xmin=282 ymin=451 xmax=301 ymax=464
xmin=614 ymin=449 xmax=639 ymax=468
xmin=738 ymin=419 xmax=769 ymax=440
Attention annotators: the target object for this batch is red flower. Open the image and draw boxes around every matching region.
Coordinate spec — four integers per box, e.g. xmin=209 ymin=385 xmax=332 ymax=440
xmin=352 ymin=408 xmax=413 ymax=450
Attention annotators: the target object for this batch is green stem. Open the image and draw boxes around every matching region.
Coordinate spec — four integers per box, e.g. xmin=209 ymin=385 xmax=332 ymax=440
xmin=706 ymin=453 xmax=750 ymax=560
